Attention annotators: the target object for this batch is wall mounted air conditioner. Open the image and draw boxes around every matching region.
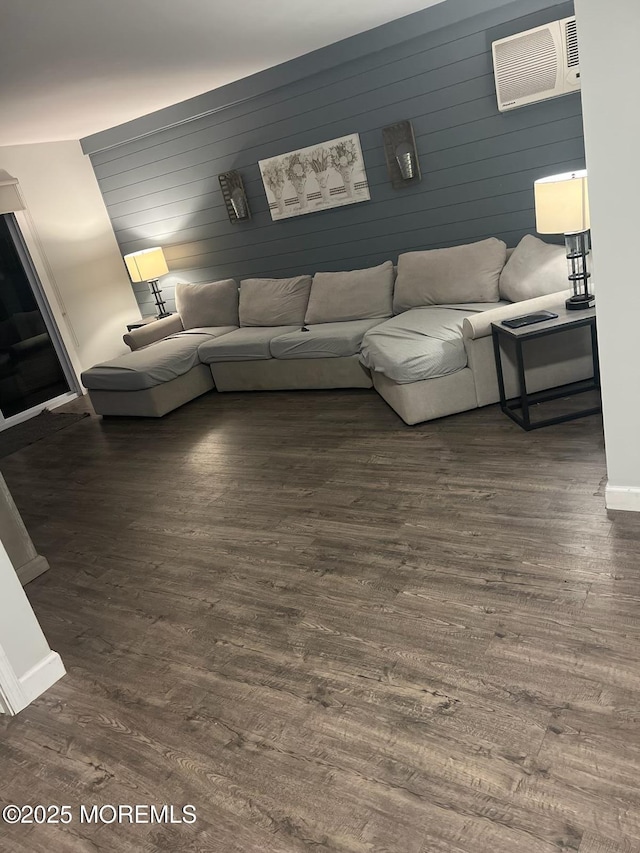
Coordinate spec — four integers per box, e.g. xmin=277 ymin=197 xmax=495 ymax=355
xmin=492 ymin=16 xmax=580 ymax=112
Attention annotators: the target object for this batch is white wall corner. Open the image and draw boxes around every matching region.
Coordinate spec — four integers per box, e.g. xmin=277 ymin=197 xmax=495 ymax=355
xmin=604 ymin=484 xmax=640 ymax=512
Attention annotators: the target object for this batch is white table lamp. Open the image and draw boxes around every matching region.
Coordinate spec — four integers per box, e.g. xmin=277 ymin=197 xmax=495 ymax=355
xmin=534 ymin=170 xmax=594 ymax=310
xmin=124 ymin=247 xmax=171 ymax=318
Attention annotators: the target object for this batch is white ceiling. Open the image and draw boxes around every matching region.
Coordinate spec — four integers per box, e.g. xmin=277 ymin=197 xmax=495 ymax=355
xmin=0 ymin=0 xmax=447 ymax=147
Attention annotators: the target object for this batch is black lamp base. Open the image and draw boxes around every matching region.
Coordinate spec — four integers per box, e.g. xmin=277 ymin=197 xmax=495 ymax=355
xmin=148 ymin=278 xmax=170 ymax=319
xmin=564 ymin=231 xmax=594 ymax=311
xmin=566 ymin=293 xmax=595 ymax=311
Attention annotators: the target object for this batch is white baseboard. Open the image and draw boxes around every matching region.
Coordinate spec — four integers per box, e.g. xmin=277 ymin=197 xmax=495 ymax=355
xmin=17 ymin=555 xmax=49 ymax=586
xmin=18 ymin=651 xmax=66 ymax=708
xmin=605 ymin=484 xmax=640 ymax=512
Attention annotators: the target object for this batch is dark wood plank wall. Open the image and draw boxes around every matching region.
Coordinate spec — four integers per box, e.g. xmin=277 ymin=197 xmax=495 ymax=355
xmin=87 ymin=0 xmax=581 ymax=316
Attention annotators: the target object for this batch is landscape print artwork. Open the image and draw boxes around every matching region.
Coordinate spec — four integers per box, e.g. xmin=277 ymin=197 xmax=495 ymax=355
xmin=259 ymin=133 xmax=370 ymax=221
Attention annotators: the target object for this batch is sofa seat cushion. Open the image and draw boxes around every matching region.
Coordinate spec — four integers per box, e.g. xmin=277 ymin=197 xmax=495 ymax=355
xmin=81 ymin=328 xmax=236 ymax=392
xmin=198 ymin=326 xmax=300 ymax=363
xmin=361 ymin=306 xmax=501 ymax=384
xmin=270 ymin=319 xmax=383 ymax=360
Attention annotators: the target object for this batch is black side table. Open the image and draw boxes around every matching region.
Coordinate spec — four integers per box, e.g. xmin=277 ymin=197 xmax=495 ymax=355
xmin=491 ymin=306 xmax=601 ymax=431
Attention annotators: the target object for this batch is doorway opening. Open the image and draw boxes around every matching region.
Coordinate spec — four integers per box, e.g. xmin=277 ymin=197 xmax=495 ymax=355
xmin=0 ymin=214 xmax=79 ymax=429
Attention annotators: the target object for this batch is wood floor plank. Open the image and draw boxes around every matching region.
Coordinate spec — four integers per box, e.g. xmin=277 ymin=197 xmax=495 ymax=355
xmin=579 ymin=832 xmax=634 ymax=852
xmin=0 ymin=391 xmax=638 ymax=851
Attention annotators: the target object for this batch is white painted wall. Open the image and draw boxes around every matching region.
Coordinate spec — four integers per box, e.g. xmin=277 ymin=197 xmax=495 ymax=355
xmin=574 ymin=0 xmax=640 ymax=511
xmin=0 ymin=140 xmax=139 ymax=379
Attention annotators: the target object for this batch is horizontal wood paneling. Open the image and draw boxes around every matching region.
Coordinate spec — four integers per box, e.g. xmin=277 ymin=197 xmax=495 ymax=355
xmin=114 ymin=113 xmax=584 ymax=251
xmin=115 ymin=131 xmax=582 ymax=263
xmin=87 ymin=0 xmax=582 ymax=313
xmin=93 ymin=52 xmax=494 ymax=188
xmin=91 ymin=32 xmax=494 ymax=178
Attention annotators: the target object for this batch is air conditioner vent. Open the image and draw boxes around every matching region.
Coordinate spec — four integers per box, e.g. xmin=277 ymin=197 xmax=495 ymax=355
xmin=565 ymin=18 xmax=580 ymax=68
xmin=492 ymin=16 xmax=581 ymax=112
xmin=494 ymin=29 xmax=558 ymax=101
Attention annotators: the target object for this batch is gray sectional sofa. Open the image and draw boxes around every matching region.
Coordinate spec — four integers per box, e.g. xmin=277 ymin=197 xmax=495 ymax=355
xmin=81 ymin=235 xmax=595 ymax=425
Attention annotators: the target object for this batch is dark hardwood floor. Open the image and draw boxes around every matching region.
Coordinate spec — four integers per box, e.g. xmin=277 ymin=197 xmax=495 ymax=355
xmin=1 ymin=388 xmax=639 ymax=853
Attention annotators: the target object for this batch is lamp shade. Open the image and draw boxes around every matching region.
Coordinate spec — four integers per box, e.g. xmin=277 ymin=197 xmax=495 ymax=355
xmin=124 ymin=247 xmax=169 ymax=282
xmin=0 ymin=170 xmax=25 ymax=215
xmin=534 ymin=170 xmax=590 ymax=234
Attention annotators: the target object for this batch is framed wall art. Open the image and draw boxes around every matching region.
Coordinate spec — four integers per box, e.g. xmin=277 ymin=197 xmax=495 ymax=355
xmin=259 ymin=133 xmax=370 ymax=221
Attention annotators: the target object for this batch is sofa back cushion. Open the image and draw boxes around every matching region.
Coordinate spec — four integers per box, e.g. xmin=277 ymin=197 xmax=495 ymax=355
xmin=305 ymin=261 xmax=394 ymax=324
xmin=393 ymin=238 xmax=506 ymax=312
xmin=239 ymin=276 xmax=312 ymax=327
xmin=499 ymin=234 xmax=568 ymax=302
xmin=176 ymin=279 xmax=239 ymax=329
xmin=12 ymin=311 xmax=47 ymax=340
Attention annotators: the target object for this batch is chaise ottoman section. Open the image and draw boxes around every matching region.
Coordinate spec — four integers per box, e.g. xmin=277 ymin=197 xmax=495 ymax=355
xmin=360 ymin=305 xmax=507 ymax=424
xmin=81 ymin=328 xmax=236 ymax=416
xmin=360 ymin=306 xmax=493 ymax=385
xmin=372 ymin=369 xmax=478 ymax=426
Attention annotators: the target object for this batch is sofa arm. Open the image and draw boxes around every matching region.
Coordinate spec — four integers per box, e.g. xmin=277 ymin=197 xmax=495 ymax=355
xmin=462 ymin=291 xmax=568 ymax=341
xmin=123 ymin=314 xmax=184 ymax=351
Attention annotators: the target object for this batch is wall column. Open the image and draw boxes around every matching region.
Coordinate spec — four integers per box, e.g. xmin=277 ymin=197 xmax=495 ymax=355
xmin=0 ymin=472 xmax=49 ymax=585
xmin=0 ymin=536 xmax=64 ymax=715
xmin=575 ymin=0 xmax=640 ymax=510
